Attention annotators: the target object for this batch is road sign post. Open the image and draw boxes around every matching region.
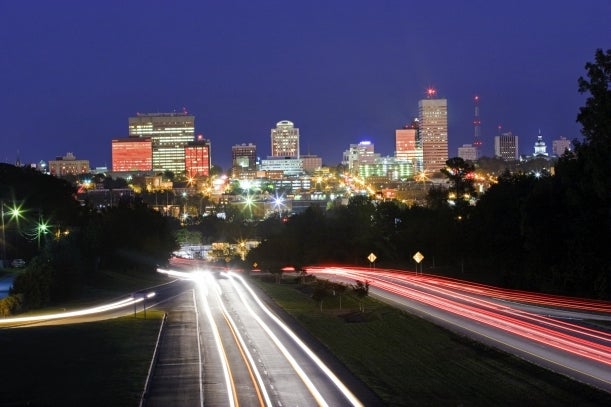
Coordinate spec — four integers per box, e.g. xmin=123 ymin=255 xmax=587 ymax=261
xmin=413 ymin=251 xmax=424 ymax=274
xmin=367 ymin=253 xmax=377 ymax=269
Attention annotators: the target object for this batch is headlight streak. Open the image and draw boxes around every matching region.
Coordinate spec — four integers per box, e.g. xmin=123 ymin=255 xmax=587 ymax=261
xmin=224 ymin=272 xmax=329 ymax=407
xmin=213 ymin=283 xmax=273 ymax=407
xmin=163 ymin=267 xmax=271 ymax=406
xmin=227 ymin=272 xmax=364 ymax=407
xmin=0 ymin=296 xmax=154 ymax=325
xmin=308 ymin=267 xmax=611 ymax=368
xmin=192 ymin=272 xmax=237 ymax=407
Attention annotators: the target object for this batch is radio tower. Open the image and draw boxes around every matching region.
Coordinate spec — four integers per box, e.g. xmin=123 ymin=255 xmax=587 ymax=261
xmin=473 ymin=95 xmax=482 ymax=157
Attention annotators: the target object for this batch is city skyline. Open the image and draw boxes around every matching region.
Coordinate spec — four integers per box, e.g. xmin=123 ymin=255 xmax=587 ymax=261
xmin=1 ymin=1 xmax=609 ymax=171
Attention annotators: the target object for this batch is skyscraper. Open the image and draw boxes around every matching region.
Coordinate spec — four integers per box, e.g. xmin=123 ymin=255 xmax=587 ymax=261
xmin=418 ymin=90 xmax=448 ymax=173
xmin=111 ymin=138 xmax=153 ymax=172
xmin=494 ymin=132 xmax=519 ymax=161
xmin=270 ymin=120 xmax=300 ymax=158
xmin=395 ymin=119 xmax=423 ymax=172
xmin=128 ymin=111 xmax=195 ymax=174
xmin=232 ymin=143 xmax=257 ymax=178
xmin=185 ymin=135 xmax=211 ymax=178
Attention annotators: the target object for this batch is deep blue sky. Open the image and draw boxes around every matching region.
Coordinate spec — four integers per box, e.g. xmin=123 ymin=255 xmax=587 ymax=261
xmin=1 ymin=1 xmax=609 ymax=171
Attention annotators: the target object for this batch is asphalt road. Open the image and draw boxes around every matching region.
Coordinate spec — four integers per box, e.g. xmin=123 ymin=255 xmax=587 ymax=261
xmin=143 ymin=268 xmax=382 ymax=406
xmin=307 ymin=266 xmax=611 ymax=394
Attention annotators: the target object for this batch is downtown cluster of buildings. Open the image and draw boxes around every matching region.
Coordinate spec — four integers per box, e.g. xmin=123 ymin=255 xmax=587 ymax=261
xmin=35 ymin=90 xmax=572 ymax=190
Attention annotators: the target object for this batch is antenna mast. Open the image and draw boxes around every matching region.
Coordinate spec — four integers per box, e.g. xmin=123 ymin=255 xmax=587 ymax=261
xmin=473 ymin=95 xmax=482 ymax=155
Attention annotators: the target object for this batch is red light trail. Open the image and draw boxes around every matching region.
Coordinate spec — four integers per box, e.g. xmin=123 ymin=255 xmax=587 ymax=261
xmin=307 ymin=266 xmax=611 ymax=388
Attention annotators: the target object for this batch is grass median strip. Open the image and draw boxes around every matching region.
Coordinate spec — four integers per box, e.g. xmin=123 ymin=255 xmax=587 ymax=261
xmin=0 ymin=311 xmax=163 ymax=407
xmin=257 ymin=279 xmax=611 ymax=407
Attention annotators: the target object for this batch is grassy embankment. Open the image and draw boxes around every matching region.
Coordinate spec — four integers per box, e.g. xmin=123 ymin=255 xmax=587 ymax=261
xmin=256 ymin=277 xmax=611 ymax=407
xmin=0 ymin=269 xmax=165 ymax=407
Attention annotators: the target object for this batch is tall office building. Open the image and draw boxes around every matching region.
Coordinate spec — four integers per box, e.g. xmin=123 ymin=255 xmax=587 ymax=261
xmin=342 ymin=141 xmax=379 ymax=174
xmin=457 ymin=144 xmax=478 ymax=162
xmin=232 ymin=143 xmax=257 ymax=178
xmin=418 ymin=91 xmax=448 ymax=173
xmin=111 ymin=138 xmax=153 ymax=172
xmin=270 ymin=120 xmax=300 ymax=158
xmin=128 ymin=112 xmax=195 ymax=174
xmin=232 ymin=143 xmax=257 ymax=171
xmin=395 ymin=119 xmax=423 ymax=172
xmin=185 ymin=135 xmax=211 ymax=178
xmin=494 ymin=132 xmax=519 ymax=161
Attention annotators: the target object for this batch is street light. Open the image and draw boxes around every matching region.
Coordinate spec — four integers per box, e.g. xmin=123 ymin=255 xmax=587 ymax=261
xmin=36 ymin=217 xmax=50 ymax=249
xmin=1 ymin=201 xmax=24 ymax=265
xmin=1 ymin=200 xmax=5 ymax=268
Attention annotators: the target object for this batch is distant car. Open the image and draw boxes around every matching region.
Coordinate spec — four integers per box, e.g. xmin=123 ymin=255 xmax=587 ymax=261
xmin=11 ymin=259 xmax=26 ymax=268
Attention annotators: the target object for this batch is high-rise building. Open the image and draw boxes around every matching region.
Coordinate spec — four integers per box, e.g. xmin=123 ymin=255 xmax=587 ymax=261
xmin=457 ymin=144 xmax=478 ymax=162
xmin=395 ymin=119 xmax=423 ymax=172
xmin=342 ymin=141 xmax=379 ymax=174
xmin=128 ymin=112 xmax=195 ymax=174
xmin=494 ymin=132 xmax=519 ymax=161
xmin=552 ymin=136 xmax=572 ymax=157
xmin=185 ymin=135 xmax=211 ymax=178
xmin=111 ymin=138 xmax=153 ymax=172
xmin=418 ymin=90 xmax=448 ymax=173
xmin=270 ymin=120 xmax=300 ymax=158
xmin=232 ymin=143 xmax=257 ymax=170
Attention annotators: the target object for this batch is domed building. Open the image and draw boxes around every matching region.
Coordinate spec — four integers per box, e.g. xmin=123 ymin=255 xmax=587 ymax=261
xmin=533 ymin=130 xmax=548 ymax=157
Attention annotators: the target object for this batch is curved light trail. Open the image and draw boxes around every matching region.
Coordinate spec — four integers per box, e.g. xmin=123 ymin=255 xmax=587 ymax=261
xmin=0 ymin=292 xmax=155 ymax=326
xmin=307 ymin=266 xmax=611 ymax=391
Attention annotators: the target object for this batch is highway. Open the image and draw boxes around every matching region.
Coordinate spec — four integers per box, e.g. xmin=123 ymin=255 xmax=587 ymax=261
xmin=147 ymin=267 xmax=372 ymax=407
xmin=307 ymin=266 xmax=611 ymax=393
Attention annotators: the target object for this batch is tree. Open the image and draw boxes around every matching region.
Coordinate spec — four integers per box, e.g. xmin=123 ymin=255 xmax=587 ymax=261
xmin=575 ymin=48 xmax=611 ymax=209
xmin=312 ymin=279 xmax=332 ymax=312
xmin=352 ymin=279 xmax=369 ymax=312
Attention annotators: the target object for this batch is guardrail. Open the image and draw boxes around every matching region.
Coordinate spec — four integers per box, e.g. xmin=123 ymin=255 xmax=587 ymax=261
xmin=139 ymin=312 xmax=168 ymax=407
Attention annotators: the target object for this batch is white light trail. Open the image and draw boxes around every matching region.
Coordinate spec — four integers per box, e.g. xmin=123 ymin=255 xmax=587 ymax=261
xmin=192 ymin=271 xmax=236 ymax=407
xmin=0 ymin=294 xmax=154 ymax=325
xmin=227 ymin=272 xmax=364 ymax=407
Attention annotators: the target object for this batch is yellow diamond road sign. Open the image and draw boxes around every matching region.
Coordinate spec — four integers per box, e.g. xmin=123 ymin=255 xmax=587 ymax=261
xmin=367 ymin=253 xmax=377 ymax=263
xmin=413 ymin=251 xmax=424 ymax=263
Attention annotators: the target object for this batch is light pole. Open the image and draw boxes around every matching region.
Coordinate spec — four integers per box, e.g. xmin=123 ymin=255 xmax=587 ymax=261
xmin=1 ymin=200 xmax=5 ymax=268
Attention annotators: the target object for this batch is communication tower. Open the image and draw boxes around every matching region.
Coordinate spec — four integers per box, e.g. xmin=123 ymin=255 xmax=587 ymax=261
xmin=473 ymin=95 xmax=482 ymax=151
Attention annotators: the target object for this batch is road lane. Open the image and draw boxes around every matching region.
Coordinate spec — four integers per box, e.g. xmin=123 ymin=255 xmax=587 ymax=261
xmin=143 ymin=289 xmax=203 ymax=407
xmin=307 ymin=266 xmax=611 ymax=393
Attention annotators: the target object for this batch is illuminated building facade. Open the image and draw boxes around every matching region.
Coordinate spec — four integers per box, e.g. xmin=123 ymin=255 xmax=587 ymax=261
xmin=185 ymin=136 xmax=211 ymax=178
xmin=270 ymin=120 xmax=300 ymax=158
xmin=111 ymin=138 xmax=153 ymax=172
xmin=395 ymin=121 xmax=423 ymax=172
xmin=48 ymin=152 xmax=90 ymax=176
xmin=128 ymin=112 xmax=195 ymax=174
xmin=358 ymin=156 xmax=415 ymax=181
xmin=342 ymin=141 xmax=379 ymax=174
xmin=232 ymin=143 xmax=257 ymax=173
xmin=457 ymin=144 xmax=478 ymax=161
xmin=418 ymin=94 xmax=448 ymax=173
xmin=494 ymin=132 xmax=519 ymax=161
xmin=552 ymin=136 xmax=572 ymax=157
xmin=533 ymin=131 xmax=548 ymax=157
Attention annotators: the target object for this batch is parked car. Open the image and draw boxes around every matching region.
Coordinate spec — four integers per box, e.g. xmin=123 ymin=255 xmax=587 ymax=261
xmin=11 ymin=259 xmax=26 ymax=268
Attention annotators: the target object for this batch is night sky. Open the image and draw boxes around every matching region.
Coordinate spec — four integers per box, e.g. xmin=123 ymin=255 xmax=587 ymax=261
xmin=1 ymin=1 xmax=609 ymax=172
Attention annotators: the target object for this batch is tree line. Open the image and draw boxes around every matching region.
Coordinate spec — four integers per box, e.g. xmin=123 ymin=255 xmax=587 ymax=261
xmin=246 ymin=49 xmax=611 ymax=300
xmin=0 ymin=164 xmax=179 ymax=314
